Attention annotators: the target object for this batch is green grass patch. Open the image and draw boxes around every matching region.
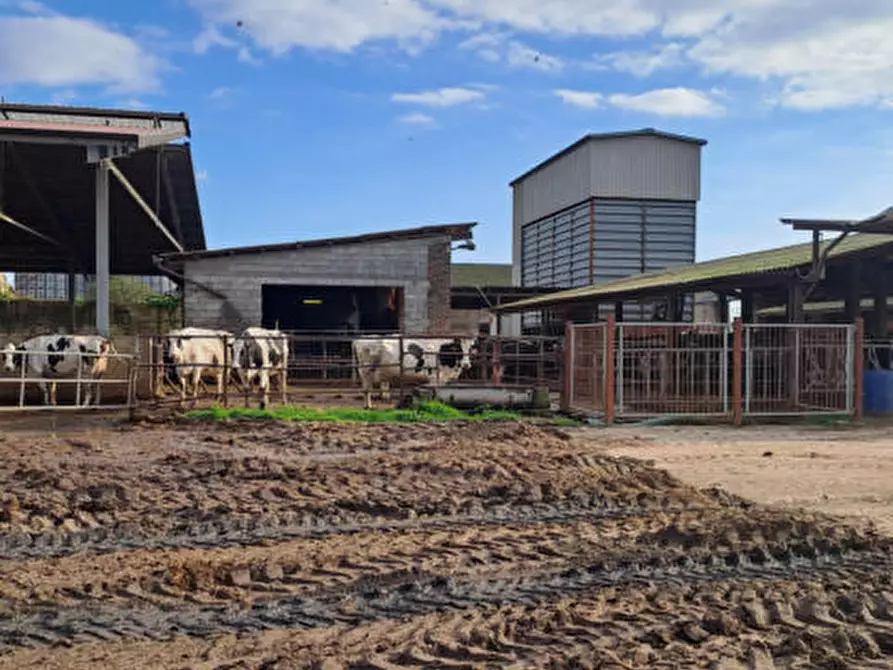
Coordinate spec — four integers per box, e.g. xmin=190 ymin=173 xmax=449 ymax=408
xmin=183 ymin=400 xmax=537 ymax=424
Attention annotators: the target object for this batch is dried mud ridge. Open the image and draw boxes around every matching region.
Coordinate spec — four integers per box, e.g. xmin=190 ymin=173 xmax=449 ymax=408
xmin=0 ymin=421 xmax=891 ymax=669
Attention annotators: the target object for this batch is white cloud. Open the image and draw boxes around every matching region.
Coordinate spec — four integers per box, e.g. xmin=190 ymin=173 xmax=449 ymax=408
xmin=505 ymin=40 xmax=563 ymax=71
xmin=556 ymin=86 xmax=725 ymax=117
xmin=460 ymin=32 xmax=563 ymax=71
xmin=195 ymin=169 xmax=210 ymax=183
xmin=189 ymin=0 xmax=445 ymax=54
xmin=397 ymin=112 xmax=436 ymax=125
xmin=208 ymin=85 xmax=233 ymax=100
xmin=593 ymin=43 xmax=685 ymax=77
xmin=607 ymin=87 xmax=726 ymax=116
xmin=0 ymin=14 xmax=164 ymax=93
xmin=391 ymin=86 xmax=485 ymax=107
xmin=554 ymin=89 xmax=602 ymax=109
xmin=186 ymin=1 xmax=893 ymax=112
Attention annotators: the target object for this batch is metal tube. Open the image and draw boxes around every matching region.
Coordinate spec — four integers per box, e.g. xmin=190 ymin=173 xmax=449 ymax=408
xmin=95 ymin=160 xmax=110 ymax=337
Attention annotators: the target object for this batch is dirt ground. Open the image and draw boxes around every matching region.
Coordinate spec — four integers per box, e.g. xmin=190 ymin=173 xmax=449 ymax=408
xmin=0 ymin=418 xmax=891 ymax=669
xmin=590 ymin=422 xmax=893 ymax=536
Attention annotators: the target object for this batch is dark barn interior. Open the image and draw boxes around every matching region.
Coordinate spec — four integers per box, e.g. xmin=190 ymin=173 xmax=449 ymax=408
xmin=261 ymin=285 xmax=402 ymax=383
xmin=260 ymin=285 xmax=401 ymax=334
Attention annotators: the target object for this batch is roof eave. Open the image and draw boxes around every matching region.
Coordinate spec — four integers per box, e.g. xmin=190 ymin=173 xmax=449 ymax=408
xmin=509 ymin=128 xmax=708 ymax=187
xmin=159 ymin=222 xmax=478 ymax=263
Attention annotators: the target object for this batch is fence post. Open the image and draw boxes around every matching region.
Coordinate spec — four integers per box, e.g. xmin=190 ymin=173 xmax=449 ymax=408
xmin=222 ymin=334 xmax=230 ymax=409
xmin=733 ymin=318 xmax=743 ymax=426
xmin=855 ymin=317 xmax=864 ymax=421
xmin=561 ymin=321 xmax=573 ymax=412
xmin=605 ymin=313 xmax=616 ymax=425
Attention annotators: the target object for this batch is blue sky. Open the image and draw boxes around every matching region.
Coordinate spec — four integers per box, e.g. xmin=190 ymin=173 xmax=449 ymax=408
xmin=2 ymin=0 xmax=893 ymax=265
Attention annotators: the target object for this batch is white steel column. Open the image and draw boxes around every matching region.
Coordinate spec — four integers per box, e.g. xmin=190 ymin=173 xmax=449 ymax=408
xmin=95 ymin=159 xmax=110 ymax=337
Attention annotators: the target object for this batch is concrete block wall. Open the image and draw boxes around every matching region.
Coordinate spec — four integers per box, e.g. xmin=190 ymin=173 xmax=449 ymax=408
xmin=426 ymin=241 xmax=451 ymax=333
xmin=182 ymin=235 xmax=452 ymax=334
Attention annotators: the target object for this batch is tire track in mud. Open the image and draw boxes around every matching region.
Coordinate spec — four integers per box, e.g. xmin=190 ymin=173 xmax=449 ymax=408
xmin=0 ymin=546 xmax=890 ymax=652
xmin=0 ymin=499 xmax=730 ymax=562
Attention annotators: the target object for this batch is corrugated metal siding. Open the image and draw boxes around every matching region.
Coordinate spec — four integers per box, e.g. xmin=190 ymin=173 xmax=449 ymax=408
xmin=589 ymin=136 xmax=701 ymax=203
xmin=520 ymin=200 xmax=592 ymax=288
xmin=513 ymin=135 xmax=701 ymax=231
xmin=515 ymin=143 xmax=592 ymax=229
xmin=521 ymin=198 xmax=696 ymax=324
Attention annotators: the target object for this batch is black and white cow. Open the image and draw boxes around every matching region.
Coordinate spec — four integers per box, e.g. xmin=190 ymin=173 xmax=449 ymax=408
xmin=351 ymin=336 xmax=477 ymax=409
xmin=232 ymin=327 xmax=289 ymax=409
xmin=161 ymin=327 xmax=234 ymax=404
xmin=2 ymin=334 xmax=112 ymax=406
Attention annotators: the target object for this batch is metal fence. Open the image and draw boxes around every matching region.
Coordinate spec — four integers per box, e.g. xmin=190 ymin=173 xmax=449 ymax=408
xmin=617 ymin=323 xmax=730 ymax=417
xmin=566 ymin=323 xmax=610 ymax=417
xmin=135 ymin=331 xmax=562 ymax=409
xmin=564 ymin=316 xmax=860 ymax=424
xmin=0 ymin=348 xmax=136 ymax=411
xmin=743 ymin=323 xmax=854 ymax=416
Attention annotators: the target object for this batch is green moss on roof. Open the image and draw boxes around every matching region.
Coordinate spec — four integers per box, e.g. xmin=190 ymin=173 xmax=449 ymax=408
xmin=452 ymin=263 xmax=512 ymax=287
xmin=495 ymin=233 xmax=893 ymax=312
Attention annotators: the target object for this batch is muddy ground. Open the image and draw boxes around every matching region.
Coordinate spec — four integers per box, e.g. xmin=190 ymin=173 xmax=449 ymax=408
xmin=0 ymin=419 xmax=891 ymax=669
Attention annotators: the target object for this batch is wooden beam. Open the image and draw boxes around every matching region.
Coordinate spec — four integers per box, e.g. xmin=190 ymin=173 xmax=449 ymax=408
xmin=614 ymin=301 xmax=623 ymax=322
xmin=844 ymin=262 xmax=861 ymax=323
xmin=787 ymin=281 xmax=805 ymax=323
xmin=741 ymin=290 xmax=755 ymax=323
xmin=718 ymin=293 xmax=729 ymax=323
xmin=872 ymin=263 xmax=888 ymax=337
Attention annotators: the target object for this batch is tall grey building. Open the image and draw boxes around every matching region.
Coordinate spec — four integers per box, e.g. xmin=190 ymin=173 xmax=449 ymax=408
xmin=510 ymin=128 xmax=706 ymax=331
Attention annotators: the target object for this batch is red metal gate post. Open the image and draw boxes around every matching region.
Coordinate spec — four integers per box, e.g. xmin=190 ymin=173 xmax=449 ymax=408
xmin=561 ymin=321 xmax=572 ymax=412
xmin=605 ymin=313 xmax=616 ymax=425
xmin=855 ymin=317 xmax=864 ymax=421
xmin=732 ymin=318 xmax=743 ymax=426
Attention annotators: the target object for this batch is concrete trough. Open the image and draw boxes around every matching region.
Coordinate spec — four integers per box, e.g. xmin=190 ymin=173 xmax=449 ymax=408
xmin=416 ymin=384 xmax=550 ymax=410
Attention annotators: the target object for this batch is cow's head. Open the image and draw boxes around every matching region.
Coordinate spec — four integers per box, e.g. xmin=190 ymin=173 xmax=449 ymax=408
xmin=2 ymin=343 xmax=20 ymax=372
xmin=436 ymin=337 xmax=476 ymax=377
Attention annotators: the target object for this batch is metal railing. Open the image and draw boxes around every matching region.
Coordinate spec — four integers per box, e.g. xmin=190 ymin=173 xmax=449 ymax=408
xmin=617 ymin=322 xmax=731 ymax=417
xmin=743 ymin=323 xmax=853 ymax=416
xmin=564 ymin=317 xmax=860 ymax=423
xmin=0 ymin=348 xmax=136 ymax=411
xmin=134 ymin=331 xmax=562 ymax=409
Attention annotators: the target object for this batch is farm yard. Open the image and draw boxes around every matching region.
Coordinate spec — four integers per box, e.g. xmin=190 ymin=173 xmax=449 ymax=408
xmin=0 ymin=416 xmax=891 ymax=668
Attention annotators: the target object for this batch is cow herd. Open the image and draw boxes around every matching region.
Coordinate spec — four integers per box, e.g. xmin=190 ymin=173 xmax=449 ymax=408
xmin=1 ymin=327 xmax=559 ymax=409
xmin=158 ymin=328 xmax=479 ymax=410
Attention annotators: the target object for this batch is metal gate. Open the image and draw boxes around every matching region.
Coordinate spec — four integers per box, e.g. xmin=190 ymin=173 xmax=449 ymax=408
xmin=564 ymin=316 xmax=859 ymax=423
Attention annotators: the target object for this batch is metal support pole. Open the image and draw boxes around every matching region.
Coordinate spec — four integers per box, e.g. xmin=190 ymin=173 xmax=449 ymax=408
xmin=854 ymin=318 xmax=864 ymax=420
xmin=95 ymin=160 xmax=110 ymax=337
xmin=733 ymin=318 xmax=743 ymax=425
xmin=605 ymin=314 xmax=616 ymax=424
xmin=562 ymin=321 xmax=573 ymax=412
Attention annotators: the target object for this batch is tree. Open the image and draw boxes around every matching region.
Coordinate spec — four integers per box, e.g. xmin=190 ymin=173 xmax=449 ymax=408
xmin=84 ymin=276 xmax=161 ymax=306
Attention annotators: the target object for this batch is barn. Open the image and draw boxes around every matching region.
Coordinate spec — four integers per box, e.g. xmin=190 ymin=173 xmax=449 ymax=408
xmin=155 ymin=222 xmax=477 ymax=335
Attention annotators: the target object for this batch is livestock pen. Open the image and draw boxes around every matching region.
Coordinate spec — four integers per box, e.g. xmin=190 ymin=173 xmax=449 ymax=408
xmin=565 ymin=315 xmax=861 ymax=424
xmin=134 ymin=331 xmax=563 ymax=411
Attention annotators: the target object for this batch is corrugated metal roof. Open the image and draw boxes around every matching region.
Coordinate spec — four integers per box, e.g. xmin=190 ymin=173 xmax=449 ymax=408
xmin=159 ymin=222 xmax=477 ymax=264
xmin=510 ymin=128 xmax=708 ymax=187
xmin=0 ymin=102 xmax=190 ymax=148
xmin=451 ymin=263 xmax=512 ymax=286
xmin=493 ymin=233 xmax=893 ymax=313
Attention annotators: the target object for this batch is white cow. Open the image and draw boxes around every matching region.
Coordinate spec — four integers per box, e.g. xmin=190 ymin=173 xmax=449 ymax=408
xmin=351 ymin=336 xmax=477 ymax=409
xmin=161 ymin=327 xmax=234 ymax=404
xmin=232 ymin=327 xmax=289 ymax=409
xmin=2 ymin=334 xmax=112 ymax=406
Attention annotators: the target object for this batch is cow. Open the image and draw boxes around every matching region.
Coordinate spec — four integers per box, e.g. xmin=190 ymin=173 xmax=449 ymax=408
xmin=231 ymin=327 xmax=289 ymax=409
xmin=351 ymin=336 xmax=477 ymax=409
xmin=161 ymin=327 xmax=234 ymax=404
xmin=2 ymin=334 xmax=112 ymax=406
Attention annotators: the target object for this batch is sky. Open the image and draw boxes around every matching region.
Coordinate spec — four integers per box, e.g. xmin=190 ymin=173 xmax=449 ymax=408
xmin=2 ymin=0 xmax=893 ymax=266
